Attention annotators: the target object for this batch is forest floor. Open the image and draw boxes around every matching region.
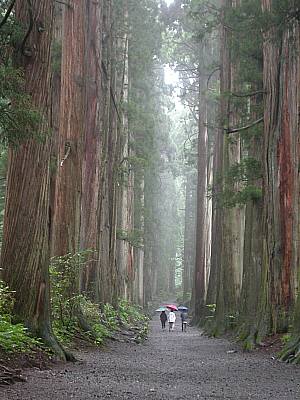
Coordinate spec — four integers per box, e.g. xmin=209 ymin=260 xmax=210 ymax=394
xmin=1 ymin=319 xmax=300 ymax=400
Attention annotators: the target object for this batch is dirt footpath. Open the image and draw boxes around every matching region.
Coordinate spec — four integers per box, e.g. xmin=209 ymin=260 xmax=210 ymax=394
xmin=1 ymin=319 xmax=300 ymax=399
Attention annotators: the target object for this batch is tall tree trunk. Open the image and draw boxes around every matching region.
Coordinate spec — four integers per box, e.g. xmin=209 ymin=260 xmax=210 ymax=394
xmin=143 ymin=170 xmax=154 ymax=307
xmin=116 ymin=0 xmax=134 ymax=301
xmin=0 ymin=0 xmax=67 ymax=359
xmin=182 ymin=172 xmax=196 ymax=301
xmin=107 ymin=13 xmax=119 ymax=305
xmin=50 ymin=3 xmax=63 ymax=255
xmin=132 ymin=151 xmax=144 ymax=305
xmin=261 ymin=1 xmax=299 ymax=334
xmin=238 ymin=114 xmax=263 ymax=347
xmin=52 ymin=0 xmax=85 ymax=257
xmin=96 ymin=0 xmax=122 ymax=305
xmin=193 ymin=75 xmax=207 ymax=323
xmin=50 ymin=1 xmax=95 ymax=337
xmin=213 ymin=0 xmax=230 ymax=334
xmin=272 ymin=29 xmax=298 ymax=327
xmin=213 ymin=0 xmax=245 ymax=334
xmin=80 ymin=0 xmax=103 ymax=300
xmin=97 ymin=0 xmax=113 ymax=304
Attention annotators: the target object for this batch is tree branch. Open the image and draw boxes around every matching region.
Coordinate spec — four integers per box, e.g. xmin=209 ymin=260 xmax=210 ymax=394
xmin=20 ymin=0 xmax=34 ymax=56
xmin=231 ymin=90 xmax=266 ymax=98
xmin=225 ymin=117 xmax=263 ymax=134
xmin=207 ymin=66 xmax=220 ymax=88
xmin=0 ymin=0 xmax=16 ymax=30
xmin=54 ymin=0 xmax=72 ymax=7
xmin=175 ymin=68 xmax=198 ymax=73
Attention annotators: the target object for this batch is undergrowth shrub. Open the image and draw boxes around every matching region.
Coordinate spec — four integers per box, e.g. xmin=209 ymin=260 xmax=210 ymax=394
xmin=0 ymin=279 xmax=41 ymax=353
xmin=116 ymin=300 xmax=149 ymax=342
xmin=117 ymin=299 xmax=148 ymax=326
xmin=50 ymin=251 xmax=149 ymax=346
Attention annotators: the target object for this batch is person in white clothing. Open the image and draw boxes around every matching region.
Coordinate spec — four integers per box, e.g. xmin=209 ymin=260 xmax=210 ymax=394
xmin=168 ymin=311 xmax=176 ymax=332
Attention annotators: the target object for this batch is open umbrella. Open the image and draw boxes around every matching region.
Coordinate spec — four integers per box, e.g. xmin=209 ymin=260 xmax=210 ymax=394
xmin=155 ymin=306 xmax=167 ymax=312
xmin=178 ymin=306 xmax=188 ymax=312
xmin=165 ymin=304 xmax=178 ymax=311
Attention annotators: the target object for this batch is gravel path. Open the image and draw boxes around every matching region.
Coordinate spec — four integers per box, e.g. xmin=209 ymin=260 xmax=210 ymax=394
xmin=1 ymin=319 xmax=300 ymax=399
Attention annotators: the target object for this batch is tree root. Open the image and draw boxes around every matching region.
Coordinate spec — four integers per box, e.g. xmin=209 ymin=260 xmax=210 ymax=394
xmin=0 ymin=365 xmax=27 ymax=386
xmin=77 ymin=311 xmax=97 ymax=339
xmin=236 ymin=324 xmax=259 ymax=351
xmin=241 ymin=334 xmax=257 ymax=351
xmin=40 ymin=329 xmax=76 ymax=362
xmin=279 ymin=337 xmax=300 ymax=364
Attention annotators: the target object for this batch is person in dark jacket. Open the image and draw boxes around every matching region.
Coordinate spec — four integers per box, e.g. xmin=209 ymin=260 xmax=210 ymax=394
xmin=160 ymin=310 xmax=167 ymax=329
xmin=181 ymin=311 xmax=188 ymax=332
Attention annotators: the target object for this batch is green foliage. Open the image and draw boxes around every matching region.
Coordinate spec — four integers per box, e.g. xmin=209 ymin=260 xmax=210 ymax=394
xmin=92 ymin=323 xmax=110 ymax=345
xmin=225 ymin=158 xmax=262 ymax=184
xmin=0 ymin=278 xmax=14 ymax=315
xmin=208 ymin=157 xmax=262 ymax=208
xmin=281 ymin=333 xmax=292 ymax=345
xmin=117 ymin=299 xmax=149 ymax=343
xmin=116 ymin=156 xmax=148 ymax=187
xmin=101 ymin=303 xmax=118 ymax=331
xmin=219 ymin=185 xmax=262 ymax=208
xmin=206 ymin=303 xmax=216 ymax=314
xmin=208 ymin=183 xmax=263 ymax=208
xmin=80 ymin=298 xmax=111 ymax=345
xmin=279 ymin=336 xmax=300 ymax=364
xmin=0 ymin=279 xmax=41 ymax=353
xmin=50 ymin=251 xmax=148 ymax=345
xmin=0 ymin=318 xmax=41 ymax=353
xmin=0 ymin=65 xmax=44 ymax=146
xmin=0 ymin=4 xmax=45 ymax=147
xmin=117 ymin=299 xmax=149 ymax=326
xmin=116 ymin=229 xmax=143 ymax=248
xmin=50 ymin=250 xmax=96 ymax=342
xmin=0 ymin=2 xmax=24 ymax=56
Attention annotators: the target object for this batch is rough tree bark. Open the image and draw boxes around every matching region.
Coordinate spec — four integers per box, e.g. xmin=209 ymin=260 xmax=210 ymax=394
xmin=260 ymin=3 xmax=300 ymax=362
xmin=213 ymin=0 xmax=232 ymax=334
xmin=96 ymin=0 xmax=113 ymax=304
xmin=116 ymin=0 xmax=135 ymax=301
xmin=0 ymin=0 xmax=68 ymax=359
xmin=193 ymin=74 xmax=208 ymax=323
xmin=96 ymin=0 xmax=123 ymax=305
xmin=80 ymin=0 xmax=103 ymax=300
xmin=133 ymin=173 xmax=144 ymax=306
xmin=51 ymin=0 xmax=85 ymax=257
xmin=50 ymin=0 xmax=98 ymax=337
xmin=50 ymin=3 xmax=63 ymax=255
xmin=107 ymin=6 xmax=120 ymax=306
xmin=182 ymin=171 xmax=196 ymax=301
xmin=238 ymin=134 xmax=263 ymax=348
xmin=261 ymin=0 xmax=299 ymax=335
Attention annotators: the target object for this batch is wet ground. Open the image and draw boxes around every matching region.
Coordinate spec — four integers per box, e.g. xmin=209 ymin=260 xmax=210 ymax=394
xmin=1 ymin=319 xmax=300 ymax=399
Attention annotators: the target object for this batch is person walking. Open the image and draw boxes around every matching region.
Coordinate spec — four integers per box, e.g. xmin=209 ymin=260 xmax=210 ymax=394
xmin=181 ymin=311 xmax=188 ymax=332
xmin=160 ymin=310 xmax=167 ymax=329
xmin=168 ymin=310 xmax=176 ymax=332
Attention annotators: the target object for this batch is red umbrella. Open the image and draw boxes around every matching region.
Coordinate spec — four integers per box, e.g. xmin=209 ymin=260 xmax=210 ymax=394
xmin=165 ymin=304 xmax=178 ymax=311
